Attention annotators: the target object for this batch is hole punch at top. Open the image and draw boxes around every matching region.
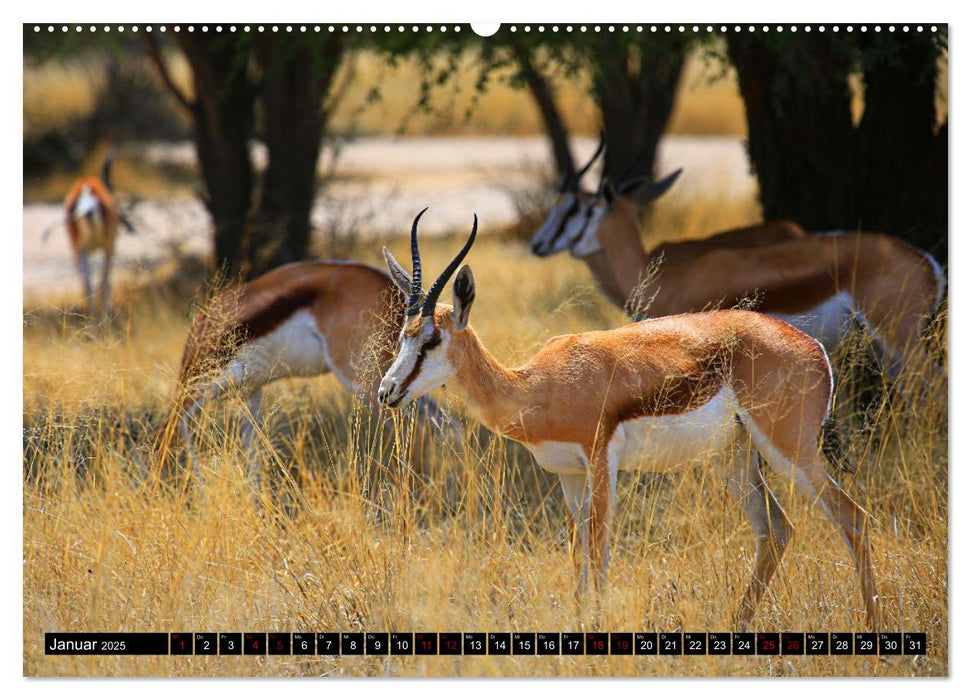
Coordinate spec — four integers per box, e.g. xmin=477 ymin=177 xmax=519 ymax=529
xmin=471 ymin=23 xmax=500 ymax=37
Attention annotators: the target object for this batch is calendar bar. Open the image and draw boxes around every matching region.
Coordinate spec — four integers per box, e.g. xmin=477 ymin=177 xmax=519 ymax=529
xmin=43 ymin=631 xmax=929 ymax=656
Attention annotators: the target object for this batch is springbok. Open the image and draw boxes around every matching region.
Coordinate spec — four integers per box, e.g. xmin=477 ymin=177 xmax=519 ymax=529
xmin=377 ymin=211 xmax=881 ymax=630
xmin=531 ymin=133 xmax=809 ymax=308
xmin=533 ymin=140 xmax=944 ymax=375
xmin=64 ymin=151 xmax=123 ymax=318
xmin=155 ymin=251 xmax=456 ymax=489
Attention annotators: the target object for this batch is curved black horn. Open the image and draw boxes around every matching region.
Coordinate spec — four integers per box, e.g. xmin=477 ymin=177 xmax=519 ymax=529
xmin=422 ymin=214 xmax=478 ymax=317
xmin=574 ymin=129 xmax=606 ymax=182
xmin=406 ymin=207 xmax=428 ymax=315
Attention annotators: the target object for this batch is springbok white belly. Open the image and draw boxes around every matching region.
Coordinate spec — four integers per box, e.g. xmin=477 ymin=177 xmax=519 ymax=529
xmin=215 ymin=309 xmax=336 ymax=393
xmin=526 ymin=386 xmax=737 ymax=476
xmin=771 ymin=292 xmax=856 ymax=353
xmin=526 ymin=440 xmax=588 ymax=475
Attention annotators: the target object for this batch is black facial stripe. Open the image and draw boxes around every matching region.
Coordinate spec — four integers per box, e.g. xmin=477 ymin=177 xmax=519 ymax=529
xmin=548 ymin=199 xmax=581 ymax=246
xmin=583 ymin=199 xmax=599 ymax=224
xmin=398 ymin=328 xmax=441 ymax=396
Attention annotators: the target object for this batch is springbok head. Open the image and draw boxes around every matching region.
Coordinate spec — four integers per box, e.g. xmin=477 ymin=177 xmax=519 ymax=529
xmin=530 ymin=132 xmax=682 ymax=259
xmin=378 ymin=210 xmax=478 ymax=409
xmin=569 ymin=166 xmax=683 ymax=258
xmin=530 ymin=131 xmax=606 ymax=257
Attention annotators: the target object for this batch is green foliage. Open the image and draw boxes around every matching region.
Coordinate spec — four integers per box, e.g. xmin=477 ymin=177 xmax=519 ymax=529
xmin=23 ymin=24 xmax=137 ymax=62
xmin=729 ymin=29 xmax=947 ymax=100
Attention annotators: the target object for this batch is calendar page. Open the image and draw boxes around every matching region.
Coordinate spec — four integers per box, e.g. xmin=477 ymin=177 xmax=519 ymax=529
xmin=22 ymin=14 xmax=948 ymax=679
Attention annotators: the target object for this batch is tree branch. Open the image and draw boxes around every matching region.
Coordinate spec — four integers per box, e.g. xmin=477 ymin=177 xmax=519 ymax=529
xmin=143 ymin=34 xmax=195 ymax=113
xmin=323 ymin=50 xmax=355 ymax=118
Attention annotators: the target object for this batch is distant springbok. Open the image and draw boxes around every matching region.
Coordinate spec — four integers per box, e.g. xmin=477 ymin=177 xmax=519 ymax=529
xmin=64 ymin=152 xmax=123 ymax=318
xmin=155 ymin=251 xmax=456 ymax=490
xmin=378 ymin=211 xmax=881 ymax=630
xmin=533 ymin=138 xmax=944 ymax=376
xmin=531 ymin=133 xmax=809 ymax=307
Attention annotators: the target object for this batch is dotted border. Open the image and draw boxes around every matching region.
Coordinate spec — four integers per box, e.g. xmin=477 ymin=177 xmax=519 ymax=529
xmin=30 ymin=24 xmax=942 ymax=35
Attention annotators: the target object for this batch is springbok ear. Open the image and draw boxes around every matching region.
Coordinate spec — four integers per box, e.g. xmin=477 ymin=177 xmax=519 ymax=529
xmin=620 ymin=168 xmax=683 ymax=206
xmin=383 ymin=247 xmax=413 ymax=296
xmin=451 ymin=265 xmax=476 ymax=331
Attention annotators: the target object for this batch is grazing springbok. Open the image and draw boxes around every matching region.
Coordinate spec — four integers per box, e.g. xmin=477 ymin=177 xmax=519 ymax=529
xmin=64 ymin=151 xmax=123 ymax=318
xmin=377 ymin=211 xmax=881 ymax=630
xmin=533 ymin=139 xmax=944 ymax=375
xmin=531 ymin=133 xmax=809 ymax=307
xmin=154 ymin=252 xmax=456 ymax=489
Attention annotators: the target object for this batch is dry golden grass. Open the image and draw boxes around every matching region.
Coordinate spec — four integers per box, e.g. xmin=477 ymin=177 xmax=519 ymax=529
xmin=23 ymin=197 xmax=947 ymax=677
xmin=23 ymin=58 xmax=103 ymax=135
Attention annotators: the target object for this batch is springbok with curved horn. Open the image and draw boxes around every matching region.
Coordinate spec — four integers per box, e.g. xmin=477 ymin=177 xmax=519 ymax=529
xmin=378 ymin=211 xmax=881 ymax=630
xmin=531 ymin=134 xmax=809 ymax=307
xmin=64 ymin=151 xmax=126 ymax=318
xmin=155 ymin=232 xmax=456 ymax=489
xmin=557 ymin=170 xmax=944 ymax=374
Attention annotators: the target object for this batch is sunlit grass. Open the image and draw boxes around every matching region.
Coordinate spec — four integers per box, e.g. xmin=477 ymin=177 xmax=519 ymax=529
xmin=23 ymin=58 xmax=103 ymax=135
xmin=23 ymin=196 xmax=947 ymax=677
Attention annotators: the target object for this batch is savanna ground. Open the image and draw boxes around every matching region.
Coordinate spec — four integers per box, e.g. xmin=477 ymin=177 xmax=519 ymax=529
xmin=23 ymin=44 xmax=948 ymax=677
xmin=22 ymin=188 xmax=948 ymax=677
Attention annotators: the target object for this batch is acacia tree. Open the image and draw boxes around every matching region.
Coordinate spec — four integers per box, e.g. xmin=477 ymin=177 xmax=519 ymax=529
xmin=727 ymin=30 xmax=947 ymax=259
xmin=247 ymin=35 xmax=344 ymax=274
xmin=369 ymin=27 xmax=691 ymax=187
xmin=855 ymin=32 xmax=947 ymax=258
xmin=507 ymin=37 xmax=576 ymax=177
xmin=590 ymin=34 xmax=688 ymax=183
xmin=145 ymin=32 xmax=255 ymax=277
xmin=499 ymin=28 xmax=691 ymax=184
xmin=145 ymin=28 xmax=345 ymax=279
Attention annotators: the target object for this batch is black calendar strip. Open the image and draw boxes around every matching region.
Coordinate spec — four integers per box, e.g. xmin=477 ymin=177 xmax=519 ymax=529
xmin=44 ymin=632 xmax=927 ymax=656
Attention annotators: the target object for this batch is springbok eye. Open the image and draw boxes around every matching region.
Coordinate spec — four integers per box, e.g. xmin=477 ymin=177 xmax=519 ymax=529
xmin=422 ymin=334 xmax=442 ymax=354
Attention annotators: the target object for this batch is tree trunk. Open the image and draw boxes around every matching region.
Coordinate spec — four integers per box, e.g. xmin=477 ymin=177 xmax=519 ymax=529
xmin=594 ymin=36 xmax=687 ymax=184
xmin=247 ymin=36 xmax=344 ymax=277
xmin=727 ymin=33 xmax=947 ymax=260
xmin=856 ymin=33 xmax=947 ymax=261
xmin=510 ymin=41 xmax=575 ymax=179
xmin=174 ymin=34 xmax=256 ymax=280
xmin=727 ymin=35 xmax=858 ymax=230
